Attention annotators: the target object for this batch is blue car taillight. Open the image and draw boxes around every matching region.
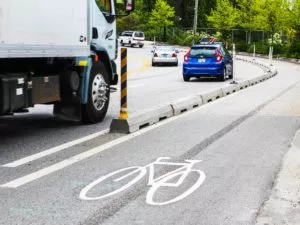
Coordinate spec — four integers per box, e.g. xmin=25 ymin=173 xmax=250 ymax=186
xmin=215 ymin=49 xmax=223 ymax=62
xmin=184 ymin=49 xmax=191 ymax=62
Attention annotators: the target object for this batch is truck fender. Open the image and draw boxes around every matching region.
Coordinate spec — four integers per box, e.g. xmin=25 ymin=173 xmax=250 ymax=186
xmin=91 ymin=45 xmax=114 ymax=83
xmin=81 ymin=46 xmax=114 ymax=104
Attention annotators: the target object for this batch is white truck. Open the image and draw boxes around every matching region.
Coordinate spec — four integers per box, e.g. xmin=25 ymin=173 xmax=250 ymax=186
xmin=0 ymin=0 xmax=134 ymax=123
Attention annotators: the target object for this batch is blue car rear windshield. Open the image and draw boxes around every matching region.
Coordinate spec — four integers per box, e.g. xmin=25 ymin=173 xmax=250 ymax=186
xmin=190 ymin=47 xmax=216 ymax=57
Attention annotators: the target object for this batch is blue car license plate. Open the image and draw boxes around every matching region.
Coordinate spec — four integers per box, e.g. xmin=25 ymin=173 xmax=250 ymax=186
xmin=198 ymin=58 xmax=206 ymax=63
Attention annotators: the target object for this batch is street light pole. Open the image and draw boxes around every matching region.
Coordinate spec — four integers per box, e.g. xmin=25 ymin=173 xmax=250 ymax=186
xmin=193 ymin=0 xmax=199 ymax=35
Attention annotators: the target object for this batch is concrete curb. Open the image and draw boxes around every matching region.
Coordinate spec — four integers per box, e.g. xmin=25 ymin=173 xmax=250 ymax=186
xmin=110 ymin=56 xmax=278 ymax=134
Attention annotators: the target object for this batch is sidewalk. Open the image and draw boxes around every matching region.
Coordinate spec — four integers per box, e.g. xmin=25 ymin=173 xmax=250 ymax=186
xmin=256 ymin=130 xmax=300 ymax=225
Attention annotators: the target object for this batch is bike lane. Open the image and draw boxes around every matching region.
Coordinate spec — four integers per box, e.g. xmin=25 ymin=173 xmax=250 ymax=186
xmin=1 ymin=60 xmax=300 ymax=225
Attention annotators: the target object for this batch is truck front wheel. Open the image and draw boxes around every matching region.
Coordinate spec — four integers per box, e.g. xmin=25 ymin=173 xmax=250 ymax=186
xmin=82 ymin=62 xmax=110 ymax=124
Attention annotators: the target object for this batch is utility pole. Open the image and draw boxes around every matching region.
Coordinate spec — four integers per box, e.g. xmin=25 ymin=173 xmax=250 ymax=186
xmin=193 ymin=0 xmax=199 ymax=35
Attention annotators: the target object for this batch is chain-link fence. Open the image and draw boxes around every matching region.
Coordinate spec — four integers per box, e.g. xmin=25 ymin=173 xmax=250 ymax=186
xmin=146 ymin=27 xmax=292 ymax=45
xmin=144 ymin=27 xmax=300 ymax=58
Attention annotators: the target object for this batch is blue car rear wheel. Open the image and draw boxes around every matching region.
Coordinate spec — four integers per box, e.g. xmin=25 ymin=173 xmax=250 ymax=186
xmin=183 ymin=75 xmax=190 ymax=82
xmin=219 ymin=67 xmax=226 ymax=82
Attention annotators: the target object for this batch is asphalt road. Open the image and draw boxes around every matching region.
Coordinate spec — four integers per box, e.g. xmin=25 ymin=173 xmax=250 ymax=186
xmin=2 ymin=48 xmax=298 ymax=225
xmin=0 ymin=45 xmax=263 ymax=164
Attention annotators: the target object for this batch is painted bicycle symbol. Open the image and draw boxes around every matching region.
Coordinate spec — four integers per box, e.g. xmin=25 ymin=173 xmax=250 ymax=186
xmin=79 ymin=157 xmax=206 ymax=206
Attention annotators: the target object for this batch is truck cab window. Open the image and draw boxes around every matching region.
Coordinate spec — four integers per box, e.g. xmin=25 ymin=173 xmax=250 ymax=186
xmin=95 ymin=0 xmax=112 ymax=13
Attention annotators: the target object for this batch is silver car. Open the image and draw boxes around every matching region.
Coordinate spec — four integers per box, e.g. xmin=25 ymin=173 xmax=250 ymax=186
xmin=151 ymin=46 xmax=179 ymax=67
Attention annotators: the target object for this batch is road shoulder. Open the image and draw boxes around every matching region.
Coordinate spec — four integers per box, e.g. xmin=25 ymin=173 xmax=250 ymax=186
xmin=256 ymin=129 xmax=300 ymax=225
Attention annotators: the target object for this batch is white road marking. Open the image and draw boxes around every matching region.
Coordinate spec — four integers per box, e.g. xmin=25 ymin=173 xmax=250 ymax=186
xmin=129 ymin=84 xmax=146 ymax=88
xmin=0 ymin=101 xmax=214 ymax=188
xmin=79 ymin=157 xmax=206 ymax=206
xmin=1 ymin=129 xmax=109 ymax=168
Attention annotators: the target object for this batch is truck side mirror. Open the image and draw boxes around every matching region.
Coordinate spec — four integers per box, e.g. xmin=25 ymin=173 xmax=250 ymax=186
xmin=125 ymin=0 xmax=134 ymax=12
xmin=115 ymin=0 xmax=135 ymax=16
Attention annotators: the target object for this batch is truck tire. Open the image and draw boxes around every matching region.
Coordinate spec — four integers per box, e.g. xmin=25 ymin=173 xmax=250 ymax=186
xmin=82 ymin=61 xmax=110 ymax=124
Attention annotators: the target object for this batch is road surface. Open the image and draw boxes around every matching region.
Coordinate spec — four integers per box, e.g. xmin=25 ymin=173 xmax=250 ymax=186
xmin=1 ymin=48 xmax=299 ymax=225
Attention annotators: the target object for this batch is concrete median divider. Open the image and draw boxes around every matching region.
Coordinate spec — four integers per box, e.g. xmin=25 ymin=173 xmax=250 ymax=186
xmin=239 ymin=80 xmax=250 ymax=89
xmin=221 ymin=84 xmax=241 ymax=96
xmin=171 ymin=96 xmax=203 ymax=116
xmin=110 ymin=55 xmax=278 ymax=134
xmin=200 ymin=89 xmax=223 ymax=104
xmin=110 ymin=104 xmax=173 ymax=134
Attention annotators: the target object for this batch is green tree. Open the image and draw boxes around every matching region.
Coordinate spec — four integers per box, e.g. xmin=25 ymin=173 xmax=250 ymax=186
xmin=148 ymin=0 xmax=175 ymax=41
xmin=207 ymin=0 xmax=240 ymax=30
xmin=117 ymin=13 xmax=140 ymax=33
xmin=253 ymin=0 xmax=290 ymax=44
xmin=237 ymin=0 xmax=261 ymax=43
xmin=290 ymin=0 xmax=300 ymax=34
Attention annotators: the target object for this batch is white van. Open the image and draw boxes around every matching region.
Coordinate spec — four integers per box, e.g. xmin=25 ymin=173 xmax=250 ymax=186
xmin=119 ymin=31 xmax=145 ymax=48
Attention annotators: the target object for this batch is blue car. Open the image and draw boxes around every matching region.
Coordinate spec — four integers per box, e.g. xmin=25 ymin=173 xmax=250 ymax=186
xmin=182 ymin=43 xmax=233 ymax=82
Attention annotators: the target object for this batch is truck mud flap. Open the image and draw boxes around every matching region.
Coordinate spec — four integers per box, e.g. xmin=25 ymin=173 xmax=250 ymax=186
xmin=53 ymin=102 xmax=82 ymax=122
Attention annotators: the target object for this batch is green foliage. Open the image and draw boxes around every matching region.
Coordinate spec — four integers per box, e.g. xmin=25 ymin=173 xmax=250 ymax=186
xmin=148 ymin=0 xmax=175 ymax=29
xmin=233 ymin=41 xmax=300 ymax=59
xmin=207 ymin=0 xmax=240 ymax=30
xmin=116 ymin=0 xmax=300 ymax=58
xmin=214 ymin=31 xmax=222 ymax=39
xmin=117 ymin=13 xmax=140 ymax=34
xmin=287 ymin=41 xmax=300 ymax=58
xmin=268 ymin=33 xmax=282 ymax=45
xmin=237 ymin=0 xmax=261 ymax=30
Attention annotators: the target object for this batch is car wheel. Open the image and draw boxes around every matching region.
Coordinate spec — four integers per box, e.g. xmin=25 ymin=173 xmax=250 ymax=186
xmin=152 ymin=61 xmax=156 ymax=67
xmin=228 ymin=65 xmax=233 ymax=79
xmin=220 ymin=67 xmax=227 ymax=82
xmin=82 ymin=61 xmax=110 ymax=124
xmin=183 ymin=75 xmax=190 ymax=82
xmin=139 ymin=45 xmax=143 ymax=48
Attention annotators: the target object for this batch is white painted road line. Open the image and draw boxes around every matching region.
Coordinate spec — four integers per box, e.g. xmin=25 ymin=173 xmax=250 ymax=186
xmin=1 ymin=129 xmax=109 ymax=168
xmin=0 ymin=110 xmax=196 ymax=188
xmin=129 ymin=84 xmax=146 ymax=88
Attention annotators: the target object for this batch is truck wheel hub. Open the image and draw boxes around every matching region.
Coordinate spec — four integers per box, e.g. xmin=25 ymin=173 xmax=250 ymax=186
xmin=92 ymin=74 xmax=108 ymax=111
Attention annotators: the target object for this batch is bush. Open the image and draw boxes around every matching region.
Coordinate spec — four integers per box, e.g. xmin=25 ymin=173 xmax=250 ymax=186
xmin=287 ymin=41 xmax=300 ymax=59
xmin=235 ymin=43 xmax=251 ymax=52
xmin=251 ymin=43 xmax=269 ymax=55
xmin=182 ymin=34 xmax=202 ymax=46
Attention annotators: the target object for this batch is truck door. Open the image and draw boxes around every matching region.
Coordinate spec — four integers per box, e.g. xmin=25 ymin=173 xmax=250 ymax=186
xmin=92 ymin=0 xmax=116 ymax=59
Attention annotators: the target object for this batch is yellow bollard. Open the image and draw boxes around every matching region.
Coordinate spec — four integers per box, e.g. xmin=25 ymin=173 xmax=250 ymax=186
xmin=119 ymin=48 xmax=128 ymax=119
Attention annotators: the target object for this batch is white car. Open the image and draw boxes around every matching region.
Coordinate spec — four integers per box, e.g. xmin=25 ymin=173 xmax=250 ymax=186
xmin=151 ymin=46 xmax=179 ymax=67
xmin=119 ymin=31 xmax=145 ymax=48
